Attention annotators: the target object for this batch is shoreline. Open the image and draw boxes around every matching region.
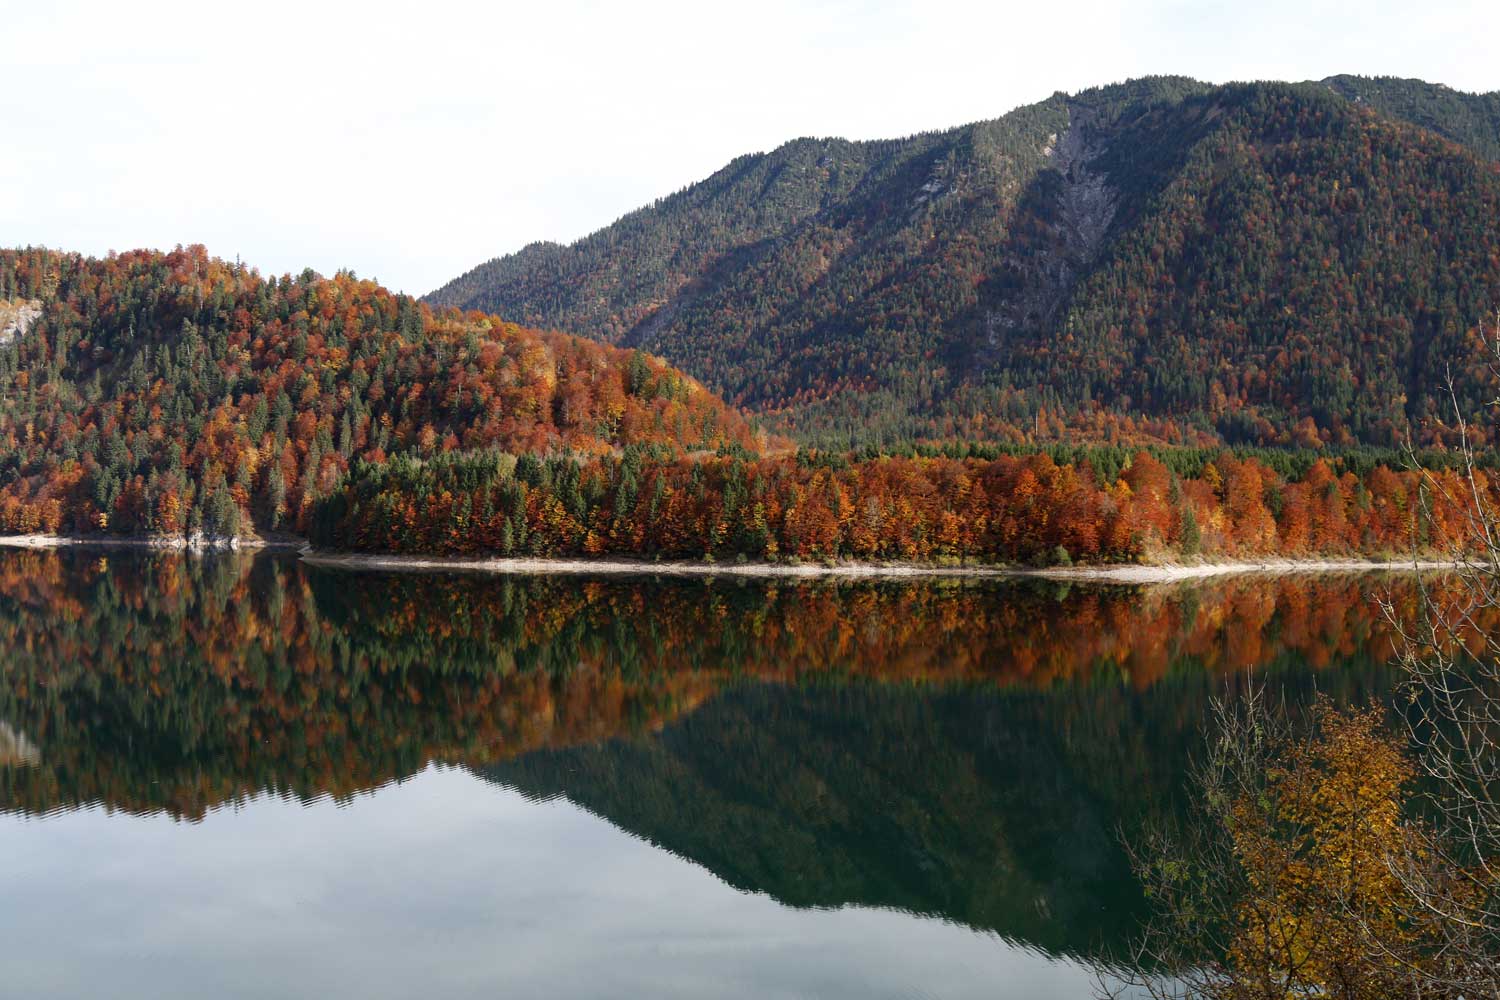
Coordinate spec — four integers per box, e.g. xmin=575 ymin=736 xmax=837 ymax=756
xmin=298 ymin=550 xmax=1462 ymax=584
xmin=0 ymin=533 xmax=1460 ymax=583
xmin=0 ymin=533 xmax=302 ymax=552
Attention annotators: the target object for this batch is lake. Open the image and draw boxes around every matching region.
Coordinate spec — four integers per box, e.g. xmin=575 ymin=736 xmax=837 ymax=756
xmin=0 ymin=549 xmax=1420 ymax=998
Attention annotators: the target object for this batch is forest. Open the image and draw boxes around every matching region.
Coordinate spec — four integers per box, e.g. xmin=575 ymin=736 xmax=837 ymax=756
xmin=0 ymin=245 xmax=759 ymax=539
xmin=310 ymin=445 xmax=1492 ymax=565
xmin=4 ymin=242 xmax=1499 ymax=568
xmin=1323 ymin=74 xmax=1500 ymax=161
xmin=430 ymin=77 xmax=1500 ymax=449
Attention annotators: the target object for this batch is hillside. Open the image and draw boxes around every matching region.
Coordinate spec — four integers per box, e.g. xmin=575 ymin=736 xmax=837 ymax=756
xmin=1322 ymin=74 xmax=1500 ymax=160
xmin=0 ymin=246 xmax=762 ymax=539
xmin=430 ymin=76 xmax=1500 ymax=449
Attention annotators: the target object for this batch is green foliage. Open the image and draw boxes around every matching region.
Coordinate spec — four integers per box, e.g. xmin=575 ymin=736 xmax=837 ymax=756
xmin=431 ymin=77 xmax=1500 ymax=450
xmin=1323 ymin=74 xmax=1500 ymax=161
xmin=0 ymin=245 xmax=760 ymax=539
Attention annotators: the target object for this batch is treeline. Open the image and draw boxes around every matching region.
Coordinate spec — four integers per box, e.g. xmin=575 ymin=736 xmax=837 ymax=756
xmin=310 ymin=447 xmax=1485 ymax=564
xmin=0 ymin=245 xmax=761 ymax=539
xmin=837 ymin=439 xmax=1494 ymax=484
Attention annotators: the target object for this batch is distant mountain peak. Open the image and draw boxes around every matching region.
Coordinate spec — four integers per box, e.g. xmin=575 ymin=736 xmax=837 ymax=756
xmin=430 ymin=76 xmax=1500 ymax=449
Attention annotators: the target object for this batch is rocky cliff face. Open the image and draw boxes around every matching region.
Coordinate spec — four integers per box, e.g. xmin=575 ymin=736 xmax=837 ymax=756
xmin=0 ymin=299 xmax=41 ymax=346
xmin=980 ymin=103 xmax=1119 ymax=355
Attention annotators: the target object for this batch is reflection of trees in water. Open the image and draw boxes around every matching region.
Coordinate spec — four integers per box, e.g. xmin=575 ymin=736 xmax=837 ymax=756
xmin=0 ymin=548 xmax=1440 ymax=829
xmin=0 ymin=721 xmax=40 ymax=767
xmin=0 ymin=551 xmax=721 ymax=819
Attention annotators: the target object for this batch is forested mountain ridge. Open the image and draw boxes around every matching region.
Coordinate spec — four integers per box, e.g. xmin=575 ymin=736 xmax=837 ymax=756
xmin=1321 ymin=75 xmax=1500 ymax=161
xmin=9 ymin=243 xmax=1480 ymax=565
xmin=0 ymin=246 xmax=762 ymax=539
xmin=430 ymin=76 xmax=1500 ymax=449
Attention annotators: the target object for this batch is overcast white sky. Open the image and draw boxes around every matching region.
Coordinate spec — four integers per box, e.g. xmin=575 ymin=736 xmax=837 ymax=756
xmin=4 ymin=0 xmax=1498 ymax=296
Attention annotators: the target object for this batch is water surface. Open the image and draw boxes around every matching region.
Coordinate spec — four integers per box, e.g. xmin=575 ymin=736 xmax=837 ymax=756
xmin=0 ymin=550 xmax=1420 ymax=998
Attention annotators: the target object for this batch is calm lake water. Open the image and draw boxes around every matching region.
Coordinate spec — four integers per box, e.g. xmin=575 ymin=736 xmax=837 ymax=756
xmin=0 ymin=549 xmax=1416 ymax=998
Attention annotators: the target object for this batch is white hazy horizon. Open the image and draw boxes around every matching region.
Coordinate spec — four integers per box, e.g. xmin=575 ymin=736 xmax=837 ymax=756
xmin=5 ymin=0 xmax=1498 ymax=296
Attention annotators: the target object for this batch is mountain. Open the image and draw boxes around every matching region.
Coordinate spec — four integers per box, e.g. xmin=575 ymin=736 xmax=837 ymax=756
xmin=1322 ymin=75 xmax=1500 ymax=160
xmin=0 ymin=245 xmax=762 ymax=539
xmin=429 ymin=76 xmax=1500 ymax=449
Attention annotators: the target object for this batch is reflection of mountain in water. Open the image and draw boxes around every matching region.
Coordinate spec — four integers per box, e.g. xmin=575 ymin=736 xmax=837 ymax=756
xmin=479 ymin=664 xmax=1400 ymax=959
xmin=483 ymin=683 xmax=1149 ymax=957
xmin=0 ymin=546 xmax=1435 ymax=958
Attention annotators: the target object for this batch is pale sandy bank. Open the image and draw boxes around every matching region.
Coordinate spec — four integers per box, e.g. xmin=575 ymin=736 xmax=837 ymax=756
xmin=0 ymin=533 xmax=1460 ymax=582
xmin=1026 ymin=558 xmax=1460 ymax=584
xmin=298 ymin=550 xmax=1460 ymax=583
xmin=0 ymin=533 xmax=299 ymax=552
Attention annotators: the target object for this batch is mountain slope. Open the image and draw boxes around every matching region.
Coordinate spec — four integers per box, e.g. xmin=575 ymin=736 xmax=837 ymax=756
xmin=430 ymin=77 xmax=1500 ymax=449
xmin=1322 ymin=75 xmax=1500 ymax=161
xmin=0 ymin=246 xmax=761 ymax=539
